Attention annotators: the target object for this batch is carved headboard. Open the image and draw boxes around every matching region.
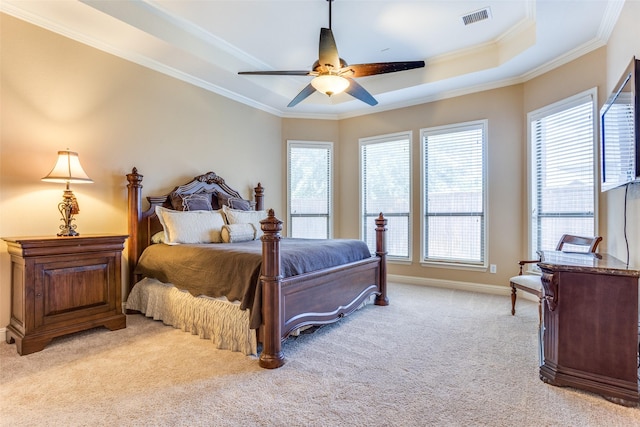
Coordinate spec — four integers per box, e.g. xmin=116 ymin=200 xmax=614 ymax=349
xmin=126 ymin=167 xmax=264 ymax=288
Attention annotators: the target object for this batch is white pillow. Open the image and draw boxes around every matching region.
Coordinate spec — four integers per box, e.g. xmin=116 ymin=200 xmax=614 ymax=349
xmin=221 ymin=223 xmax=256 ymax=243
xmin=222 ymin=205 xmax=267 ymax=238
xmin=156 ymin=206 xmax=226 ymax=244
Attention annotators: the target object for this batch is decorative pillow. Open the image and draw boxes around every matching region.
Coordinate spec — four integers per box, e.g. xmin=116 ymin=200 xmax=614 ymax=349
xmin=229 ymin=197 xmax=252 ymax=210
xmin=181 ymin=193 xmax=213 ymax=211
xmin=169 ymin=191 xmax=215 ymax=211
xmin=150 ymin=231 xmax=166 ymax=244
xmin=155 ymin=206 xmax=225 ymax=244
xmin=169 ymin=191 xmax=187 ymax=211
xmin=221 ymin=223 xmax=257 ymax=243
xmin=222 ymin=205 xmax=267 ymax=238
xmin=217 ymin=192 xmax=252 ymax=211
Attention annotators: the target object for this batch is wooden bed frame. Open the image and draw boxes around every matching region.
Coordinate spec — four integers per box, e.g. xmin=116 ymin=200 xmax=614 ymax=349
xmin=126 ymin=167 xmax=388 ymax=368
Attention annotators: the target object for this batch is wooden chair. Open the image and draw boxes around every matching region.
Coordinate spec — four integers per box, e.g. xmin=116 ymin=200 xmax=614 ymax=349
xmin=510 ymin=234 xmax=602 ymax=324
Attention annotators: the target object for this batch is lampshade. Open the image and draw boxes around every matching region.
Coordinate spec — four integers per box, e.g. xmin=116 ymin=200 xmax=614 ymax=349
xmin=311 ymin=74 xmax=350 ymax=97
xmin=42 ymin=150 xmax=93 ymax=184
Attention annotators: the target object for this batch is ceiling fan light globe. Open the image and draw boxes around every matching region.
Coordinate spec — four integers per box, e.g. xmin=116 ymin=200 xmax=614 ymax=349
xmin=311 ymin=75 xmax=349 ymax=97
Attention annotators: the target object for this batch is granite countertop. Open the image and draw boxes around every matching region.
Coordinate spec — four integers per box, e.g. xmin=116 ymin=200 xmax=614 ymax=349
xmin=538 ymin=251 xmax=640 ymax=277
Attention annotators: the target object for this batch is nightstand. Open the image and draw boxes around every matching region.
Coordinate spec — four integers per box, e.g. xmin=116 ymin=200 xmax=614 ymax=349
xmin=2 ymin=234 xmax=128 ymax=355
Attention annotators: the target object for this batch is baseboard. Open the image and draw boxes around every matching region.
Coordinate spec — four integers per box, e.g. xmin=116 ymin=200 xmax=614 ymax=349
xmin=0 ymin=327 xmax=6 ymax=343
xmin=388 ymin=274 xmax=540 ymax=302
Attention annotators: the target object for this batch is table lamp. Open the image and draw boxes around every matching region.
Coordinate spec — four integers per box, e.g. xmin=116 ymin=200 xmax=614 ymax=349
xmin=41 ymin=150 xmax=93 ymax=236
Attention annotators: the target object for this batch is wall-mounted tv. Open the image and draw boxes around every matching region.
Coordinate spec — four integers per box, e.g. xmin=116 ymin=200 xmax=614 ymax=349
xmin=600 ymin=57 xmax=640 ymax=192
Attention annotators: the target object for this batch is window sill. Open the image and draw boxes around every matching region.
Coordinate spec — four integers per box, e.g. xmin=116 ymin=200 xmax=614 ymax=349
xmin=388 ymin=258 xmax=412 ymax=266
xmin=420 ymin=261 xmax=487 ymax=272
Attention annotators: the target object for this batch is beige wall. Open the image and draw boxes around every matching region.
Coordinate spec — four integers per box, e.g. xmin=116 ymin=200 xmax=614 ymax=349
xmin=281 ymin=118 xmax=340 ymax=236
xmin=2 ymin=3 xmax=639 ymax=328
xmin=335 ymin=85 xmax=525 ymax=286
xmin=523 ymin=47 xmax=608 ymax=246
xmin=0 ymin=14 xmax=283 ymax=327
xmin=601 ymin=0 xmax=640 ymax=267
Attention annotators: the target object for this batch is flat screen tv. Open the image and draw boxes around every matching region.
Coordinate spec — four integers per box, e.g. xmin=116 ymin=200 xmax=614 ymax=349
xmin=600 ymin=57 xmax=640 ymax=192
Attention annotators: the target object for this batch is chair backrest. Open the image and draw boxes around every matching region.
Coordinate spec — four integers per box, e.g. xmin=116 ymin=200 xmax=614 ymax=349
xmin=555 ymin=234 xmax=602 ymax=253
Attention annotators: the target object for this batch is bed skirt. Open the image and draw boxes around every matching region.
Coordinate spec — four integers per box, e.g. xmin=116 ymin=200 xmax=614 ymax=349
xmin=125 ymin=277 xmax=258 ymax=355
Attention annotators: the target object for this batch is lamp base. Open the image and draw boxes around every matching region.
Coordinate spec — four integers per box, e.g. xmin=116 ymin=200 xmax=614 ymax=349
xmin=56 ymin=189 xmax=80 ymax=237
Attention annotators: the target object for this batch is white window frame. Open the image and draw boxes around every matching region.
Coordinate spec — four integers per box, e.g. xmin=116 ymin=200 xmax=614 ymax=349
xmin=420 ymin=120 xmax=488 ymax=270
xmin=286 ymin=140 xmax=334 ymax=239
xmin=526 ymin=88 xmax=598 ymax=261
xmin=359 ymin=131 xmax=413 ymax=262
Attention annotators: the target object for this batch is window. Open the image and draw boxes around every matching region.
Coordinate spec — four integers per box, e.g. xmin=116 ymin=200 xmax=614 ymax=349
xmin=421 ymin=120 xmax=487 ymax=267
xmin=528 ymin=90 xmax=597 ymax=256
xmin=360 ymin=132 xmax=411 ymax=259
xmin=287 ymin=141 xmax=333 ymax=239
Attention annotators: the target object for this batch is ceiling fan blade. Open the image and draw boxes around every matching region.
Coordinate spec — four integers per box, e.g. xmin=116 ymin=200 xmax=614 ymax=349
xmin=345 ymin=78 xmax=378 ymax=106
xmin=239 ymin=70 xmax=311 ymax=76
xmin=319 ymin=28 xmax=341 ymax=70
xmin=345 ymin=61 xmax=425 ymax=78
xmin=287 ymin=83 xmax=317 ymax=107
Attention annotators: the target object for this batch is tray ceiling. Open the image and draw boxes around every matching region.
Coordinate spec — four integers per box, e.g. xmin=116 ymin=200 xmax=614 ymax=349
xmin=1 ymin=0 xmax=624 ymax=119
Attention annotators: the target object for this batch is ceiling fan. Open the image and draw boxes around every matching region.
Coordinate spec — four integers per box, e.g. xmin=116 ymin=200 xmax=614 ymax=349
xmin=238 ymin=0 xmax=425 ymax=107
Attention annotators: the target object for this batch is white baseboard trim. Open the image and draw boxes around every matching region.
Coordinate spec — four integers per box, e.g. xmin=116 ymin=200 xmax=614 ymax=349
xmin=0 ymin=327 xmax=6 ymax=343
xmin=388 ymin=274 xmax=540 ymax=303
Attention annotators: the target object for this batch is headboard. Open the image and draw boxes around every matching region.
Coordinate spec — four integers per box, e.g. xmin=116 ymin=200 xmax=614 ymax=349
xmin=126 ymin=167 xmax=264 ymax=289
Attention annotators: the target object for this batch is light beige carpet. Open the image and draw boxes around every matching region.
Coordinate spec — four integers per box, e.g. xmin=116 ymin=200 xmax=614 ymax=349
xmin=1 ymin=283 xmax=639 ymax=427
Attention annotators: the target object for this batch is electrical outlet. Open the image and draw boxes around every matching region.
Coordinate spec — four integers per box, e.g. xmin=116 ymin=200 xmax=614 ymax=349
xmin=490 ymin=264 xmax=497 ymax=274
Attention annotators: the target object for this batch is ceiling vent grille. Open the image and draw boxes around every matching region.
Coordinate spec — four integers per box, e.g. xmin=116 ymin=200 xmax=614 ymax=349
xmin=461 ymin=7 xmax=492 ymax=26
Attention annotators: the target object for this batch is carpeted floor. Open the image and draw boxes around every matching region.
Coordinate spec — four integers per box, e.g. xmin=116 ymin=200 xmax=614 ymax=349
xmin=1 ymin=282 xmax=639 ymax=427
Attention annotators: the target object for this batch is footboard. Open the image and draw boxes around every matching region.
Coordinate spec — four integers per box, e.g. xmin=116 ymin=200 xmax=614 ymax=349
xmin=258 ymin=210 xmax=388 ymax=369
xmin=281 ymin=257 xmax=381 ymax=335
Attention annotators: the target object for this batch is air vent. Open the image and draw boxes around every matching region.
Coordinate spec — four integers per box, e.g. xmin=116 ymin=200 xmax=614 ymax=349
xmin=461 ymin=7 xmax=492 ymax=26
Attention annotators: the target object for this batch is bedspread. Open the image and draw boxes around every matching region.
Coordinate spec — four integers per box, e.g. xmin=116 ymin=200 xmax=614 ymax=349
xmin=134 ymin=238 xmax=372 ymax=328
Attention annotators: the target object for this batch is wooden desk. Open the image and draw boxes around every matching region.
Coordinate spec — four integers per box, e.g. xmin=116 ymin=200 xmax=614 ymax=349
xmin=538 ymin=251 xmax=639 ymax=406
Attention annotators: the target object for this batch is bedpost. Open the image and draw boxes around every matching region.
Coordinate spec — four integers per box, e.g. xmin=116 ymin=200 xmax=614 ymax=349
xmin=126 ymin=168 xmax=143 ymax=293
xmin=259 ymin=209 xmax=285 ymax=369
xmin=374 ymin=213 xmax=389 ymax=306
xmin=254 ymin=183 xmax=264 ymax=211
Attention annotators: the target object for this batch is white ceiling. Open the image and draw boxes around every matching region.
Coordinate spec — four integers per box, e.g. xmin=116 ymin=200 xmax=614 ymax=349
xmin=1 ymin=0 xmax=624 ymax=119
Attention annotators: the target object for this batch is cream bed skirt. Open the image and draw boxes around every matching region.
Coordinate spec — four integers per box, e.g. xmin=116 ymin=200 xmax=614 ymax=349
xmin=125 ymin=277 xmax=258 ymax=355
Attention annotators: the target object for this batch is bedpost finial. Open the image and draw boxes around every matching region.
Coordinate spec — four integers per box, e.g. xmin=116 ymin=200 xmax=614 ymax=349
xmin=375 ymin=212 xmax=387 ymax=230
xmin=254 ymin=183 xmax=265 ymax=211
xmin=127 ymin=167 xmax=143 ymax=186
xmin=260 ymin=209 xmax=283 ymax=234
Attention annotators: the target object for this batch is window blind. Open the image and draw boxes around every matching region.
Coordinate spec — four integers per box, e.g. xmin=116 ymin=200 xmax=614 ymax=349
xmin=287 ymin=142 xmax=332 ymax=239
xmin=530 ymin=93 xmax=595 ymax=254
xmin=360 ymin=134 xmax=411 ymax=259
xmin=422 ymin=121 xmax=486 ymax=265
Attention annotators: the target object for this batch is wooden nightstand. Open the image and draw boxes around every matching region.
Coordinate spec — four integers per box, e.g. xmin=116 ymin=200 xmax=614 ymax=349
xmin=2 ymin=234 xmax=128 ymax=355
